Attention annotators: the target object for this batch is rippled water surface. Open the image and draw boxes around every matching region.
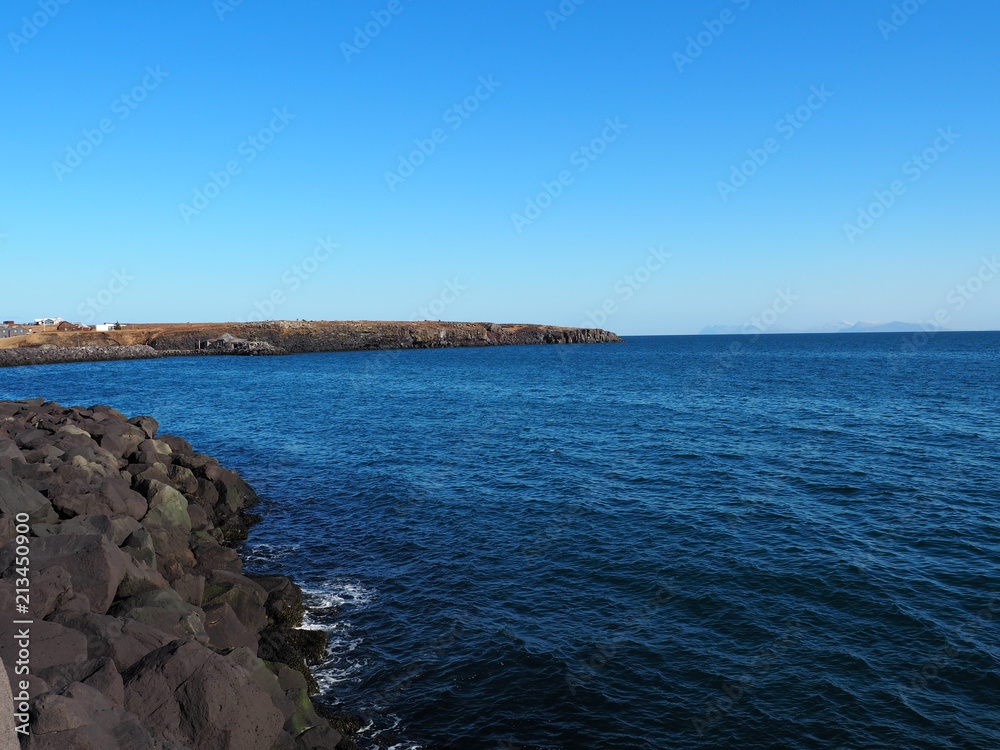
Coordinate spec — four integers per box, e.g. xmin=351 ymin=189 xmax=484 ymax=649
xmin=3 ymin=333 xmax=999 ymax=749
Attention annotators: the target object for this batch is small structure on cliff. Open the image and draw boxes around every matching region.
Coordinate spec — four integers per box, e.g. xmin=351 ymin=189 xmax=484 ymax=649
xmin=204 ymin=333 xmax=282 ymax=355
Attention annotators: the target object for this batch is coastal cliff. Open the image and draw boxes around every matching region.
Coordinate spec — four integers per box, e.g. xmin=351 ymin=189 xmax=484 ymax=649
xmin=0 ymin=399 xmax=347 ymax=749
xmin=0 ymin=321 xmax=623 ymax=368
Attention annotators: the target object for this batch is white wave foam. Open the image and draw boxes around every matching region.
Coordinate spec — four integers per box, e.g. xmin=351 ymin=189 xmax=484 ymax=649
xmin=370 ymin=714 xmax=424 ymax=750
xmin=298 ymin=580 xmax=377 ymax=695
xmin=301 ymin=580 xmax=376 ymax=616
xmin=241 ymin=541 xmax=301 ymax=564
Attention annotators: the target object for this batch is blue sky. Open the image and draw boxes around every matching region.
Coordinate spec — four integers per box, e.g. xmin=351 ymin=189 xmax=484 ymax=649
xmin=1 ymin=0 xmax=998 ymax=335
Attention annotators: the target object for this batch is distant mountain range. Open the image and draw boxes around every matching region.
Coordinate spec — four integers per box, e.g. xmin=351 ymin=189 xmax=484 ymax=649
xmin=699 ymin=321 xmax=930 ymax=335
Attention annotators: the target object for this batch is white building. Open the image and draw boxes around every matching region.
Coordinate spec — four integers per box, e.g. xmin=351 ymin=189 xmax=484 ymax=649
xmin=34 ymin=317 xmax=65 ymax=327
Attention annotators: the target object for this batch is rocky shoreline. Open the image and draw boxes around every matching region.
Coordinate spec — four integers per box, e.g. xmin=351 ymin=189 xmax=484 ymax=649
xmin=0 ymin=399 xmax=349 ymax=749
xmin=0 ymin=321 xmax=623 ymax=369
xmin=0 ymin=346 xmax=169 ymax=369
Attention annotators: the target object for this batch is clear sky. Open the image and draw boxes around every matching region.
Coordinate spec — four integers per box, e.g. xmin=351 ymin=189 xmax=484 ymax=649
xmin=2 ymin=0 xmax=998 ymax=335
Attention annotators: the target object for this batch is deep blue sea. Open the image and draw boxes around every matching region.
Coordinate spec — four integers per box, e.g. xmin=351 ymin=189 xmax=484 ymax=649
xmin=3 ymin=333 xmax=999 ymax=750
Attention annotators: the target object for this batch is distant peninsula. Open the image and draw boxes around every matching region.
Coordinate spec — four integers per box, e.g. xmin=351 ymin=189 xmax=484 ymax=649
xmin=0 ymin=320 xmax=623 ymax=369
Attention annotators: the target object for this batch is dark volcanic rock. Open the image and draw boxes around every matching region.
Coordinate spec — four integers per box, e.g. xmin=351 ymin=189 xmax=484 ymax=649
xmin=249 ymin=574 xmax=306 ymax=629
xmin=203 ymin=602 xmax=259 ymax=651
xmin=0 ymin=345 xmax=163 ymax=369
xmin=0 ymin=399 xmax=346 ymax=750
xmin=24 ymin=681 xmax=160 ymax=750
xmin=46 ymin=477 xmax=147 ymax=521
xmin=0 ymin=469 xmax=57 ymax=524
xmin=47 ymin=611 xmax=178 ymax=672
xmin=202 ymin=570 xmax=268 ymax=633
xmin=110 ymin=589 xmax=208 ymax=643
xmin=0 ymin=618 xmax=88 ymax=674
xmin=257 ymin=628 xmax=327 ymax=695
xmin=123 ymin=640 xmax=284 ymax=750
xmin=2 ymin=534 xmax=126 ymax=615
xmin=36 ymin=657 xmax=125 ymax=707
xmin=127 ymin=416 xmax=159 ymax=439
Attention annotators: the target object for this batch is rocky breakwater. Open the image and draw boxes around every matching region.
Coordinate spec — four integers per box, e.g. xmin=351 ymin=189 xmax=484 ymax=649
xmin=0 ymin=399 xmax=343 ymax=750
xmin=0 ymin=346 xmax=164 ymax=369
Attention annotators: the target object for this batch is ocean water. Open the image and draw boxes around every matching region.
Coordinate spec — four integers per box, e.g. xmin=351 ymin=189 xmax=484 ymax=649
xmin=3 ymin=332 xmax=999 ymax=750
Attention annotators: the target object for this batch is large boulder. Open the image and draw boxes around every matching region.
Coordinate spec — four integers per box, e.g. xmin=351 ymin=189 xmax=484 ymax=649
xmin=226 ymin=648 xmax=341 ymax=748
xmin=47 ymin=477 xmax=147 ymax=521
xmin=0 ymin=618 xmax=88 ymax=674
xmin=47 ymin=612 xmax=177 ymax=672
xmin=203 ymin=602 xmax=258 ymax=650
xmin=2 ymin=535 xmax=126 ymax=615
xmin=32 ymin=514 xmax=115 ymax=542
xmin=116 ymin=553 xmax=171 ymax=600
xmin=127 ymin=416 xmax=159 ymax=440
xmin=141 ymin=482 xmax=192 ymax=571
xmin=192 ymin=538 xmax=241 ymax=574
xmin=96 ymin=423 xmax=146 ymax=461
xmin=35 ymin=657 xmax=125 ymax=708
xmin=203 ymin=464 xmax=258 ymax=510
xmin=23 ymin=681 xmax=160 ymax=750
xmin=110 ymin=589 xmax=208 ymax=643
xmin=25 ymin=565 xmax=86 ymax=619
xmin=169 ymin=573 xmax=205 ymax=607
xmin=0 ymin=469 xmax=58 ymax=524
xmin=248 ymin=575 xmax=305 ymax=629
xmin=157 ymin=435 xmax=193 ymax=455
xmin=202 ymin=570 xmax=268 ymax=633
xmin=166 ymin=465 xmax=198 ymax=496
xmin=123 ymin=640 xmax=284 ymax=750
xmin=120 ymin=528 xmax=157 ymax=569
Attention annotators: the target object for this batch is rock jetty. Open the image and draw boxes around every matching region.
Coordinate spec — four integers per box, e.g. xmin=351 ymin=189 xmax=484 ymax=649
xmin=0 ymin=346 xmax=164 ymax=369
xmin=0 ymin=399 xmax=344 ymax=749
